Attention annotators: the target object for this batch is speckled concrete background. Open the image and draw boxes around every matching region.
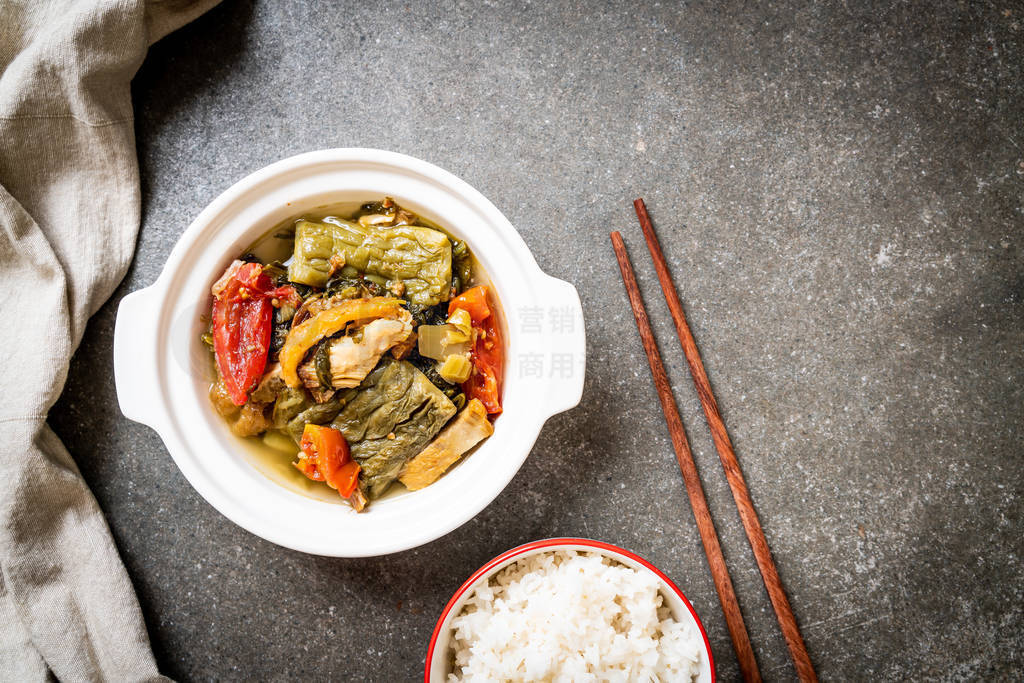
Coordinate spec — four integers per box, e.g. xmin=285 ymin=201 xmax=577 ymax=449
xmin=50 ymin=1 xmax=1022 ymax=680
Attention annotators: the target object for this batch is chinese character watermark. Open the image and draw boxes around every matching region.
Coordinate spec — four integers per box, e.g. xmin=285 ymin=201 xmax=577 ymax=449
xmin=517 ymin=352 xmax=544 ymax=378
xmin=549 ymin=353 xmax=575 ymax=378
xmin=549 ymin=305 xmax=576 ymax=334
xmin=518 ymin=306 xmax=544 ymax=334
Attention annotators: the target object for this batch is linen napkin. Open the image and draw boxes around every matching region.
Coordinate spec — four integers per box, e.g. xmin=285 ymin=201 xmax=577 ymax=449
xmin=0 ymin=1 xmax=218 ymax=679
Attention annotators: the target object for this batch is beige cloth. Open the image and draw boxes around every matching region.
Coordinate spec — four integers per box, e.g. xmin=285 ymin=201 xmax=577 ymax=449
xmin=0 ymin=1 xmax=218 ymax=680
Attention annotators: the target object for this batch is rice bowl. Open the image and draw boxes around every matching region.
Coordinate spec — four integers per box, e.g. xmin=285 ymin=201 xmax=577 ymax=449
xmin=426 ymin=538 xmax=714 ymax=682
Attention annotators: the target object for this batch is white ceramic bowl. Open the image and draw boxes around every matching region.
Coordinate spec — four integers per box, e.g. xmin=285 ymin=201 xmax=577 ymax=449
xmin=113 ymin=148 xmax=585 ymax=557
xmin=426 ymin=538 xmax=715 ymax=682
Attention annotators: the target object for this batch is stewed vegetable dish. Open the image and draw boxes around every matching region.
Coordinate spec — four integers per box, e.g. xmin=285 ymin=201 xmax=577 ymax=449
xmin=206 ymin=198 xmax=503 ymax=511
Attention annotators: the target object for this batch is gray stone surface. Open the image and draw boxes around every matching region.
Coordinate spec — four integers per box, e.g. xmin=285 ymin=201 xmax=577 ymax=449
xmin=50 ymin=0 xmax=1022 ymax=680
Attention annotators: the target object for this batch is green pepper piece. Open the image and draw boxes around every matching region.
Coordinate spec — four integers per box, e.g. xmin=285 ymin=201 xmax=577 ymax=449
xmin=288 ymin=218 xmax=452 ymax=305
xmin=331 ymin=359 xmax=456 ymax=498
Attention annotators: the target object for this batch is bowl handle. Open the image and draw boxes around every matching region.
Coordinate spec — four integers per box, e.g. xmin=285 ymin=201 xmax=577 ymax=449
xmin=539 ymin=274 xmax=586 ymax=417
xmin=113 ymin=287 xmax=165 ymax=432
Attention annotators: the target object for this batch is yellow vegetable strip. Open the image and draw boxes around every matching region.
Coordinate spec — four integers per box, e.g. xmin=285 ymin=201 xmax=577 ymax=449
xmin=398 ymin=399 xmax=493 ymax=490
xmin=279 ymin=297 xmax=403 ymax=388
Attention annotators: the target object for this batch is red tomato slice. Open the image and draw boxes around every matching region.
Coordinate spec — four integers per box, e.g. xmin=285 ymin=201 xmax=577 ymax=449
xmin=334 ymin=461 xmax=361 ymax=498
xmin=296 ymin=424 xmax=360 ymax=499
xmin=450 ymin=285 xmax=503 ymax=415
xmin=212 ymin=262 xmax=274 ymax=405
xmin=271 ymin=285 xmax=302 ymax=308
xmin=448 ymin=285 xmax=491 ymax=323
xmin=293 ymin=454 xmax=323 ymax=481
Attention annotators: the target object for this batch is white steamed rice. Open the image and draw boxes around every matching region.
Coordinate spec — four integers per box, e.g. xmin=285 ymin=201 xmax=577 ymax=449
xmin=447 ymin=550 xmax=702 ymax=682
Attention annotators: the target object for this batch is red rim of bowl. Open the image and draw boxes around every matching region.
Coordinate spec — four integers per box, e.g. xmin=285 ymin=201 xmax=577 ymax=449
xmin=424 ymin=537 xmax=715 ymax=682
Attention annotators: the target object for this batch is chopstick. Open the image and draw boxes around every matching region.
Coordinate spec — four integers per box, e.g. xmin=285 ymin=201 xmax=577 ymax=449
xmin=632 ymin=198 xmax=819 ymax=683
xmin=610 ymin=232 xmax=763 ymax=683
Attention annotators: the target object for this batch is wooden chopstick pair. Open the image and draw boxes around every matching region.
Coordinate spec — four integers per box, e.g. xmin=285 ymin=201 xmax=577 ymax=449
xmin=611 ymin=199 xmax=817 ymax=683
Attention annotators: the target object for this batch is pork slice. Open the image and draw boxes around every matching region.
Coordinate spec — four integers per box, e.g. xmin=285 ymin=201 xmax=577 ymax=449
xmin=328 ymin=312 xmax=413 ymax=389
